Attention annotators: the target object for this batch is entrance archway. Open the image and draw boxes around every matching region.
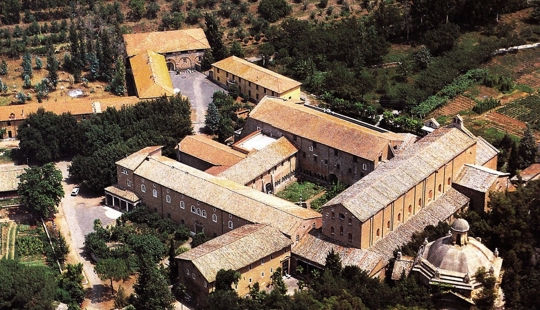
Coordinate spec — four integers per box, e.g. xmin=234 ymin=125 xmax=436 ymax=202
xmin=265 ymin=183 xmax=274 ymax=195
xmin=166 ymin=61 xmax=176 ymax=71
xmin=329 ymin=173 xmax=338 ymax=184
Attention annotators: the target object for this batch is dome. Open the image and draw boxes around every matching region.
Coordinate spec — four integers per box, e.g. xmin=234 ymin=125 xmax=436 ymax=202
xmin=424 ymin=236 xmax=495 ymax=275
xmin=451 ymin=218 xmax=469 ymax=232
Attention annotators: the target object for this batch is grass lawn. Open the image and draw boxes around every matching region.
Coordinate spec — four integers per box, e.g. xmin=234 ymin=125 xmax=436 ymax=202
xmin=276 ymin=181 xmax=324 ymax=203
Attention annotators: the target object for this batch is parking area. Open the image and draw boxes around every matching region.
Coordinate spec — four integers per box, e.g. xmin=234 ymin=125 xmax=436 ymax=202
xmin=170 ymin=71 xmax=227 ymax=133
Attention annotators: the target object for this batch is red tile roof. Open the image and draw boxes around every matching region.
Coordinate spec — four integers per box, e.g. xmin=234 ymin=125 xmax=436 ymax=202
xmin=178 ymin=135 xmax=246 ymax=166
xmin=124 ymin=28 xmax=210 ymax=57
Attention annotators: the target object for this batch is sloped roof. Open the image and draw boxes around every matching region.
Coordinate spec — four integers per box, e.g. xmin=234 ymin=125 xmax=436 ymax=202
xmin=212 ymin=56 xmax=301 ymax=94
xmin=0 ymin=97 xmax=140 ymax=121
xmin=104 ymin=185 xmax=140 ymax=203
xmin=130 ymin=50 xmax=174 ymax=99
xmin=124 ymin=28 xmax=210 ymax=57
xmin=177 ymin=224 xmax=292 ymax=283
xmin=369 ymin=188 xmax=470 ymax=259
xmin=246 ymin=97 xmax=403 ymax=161
xmin=218 ymin=137 xmax=297 ymax=185
xmin=178 ymin=135 xmax=246 ymax=166
xmin=325 ymin=127 xmax=476 ymax=222
xmin=476 ymin=136 xmax=499 ymax=166
xmin=454 ymin=164 xmax=508 ymax=193
xmin=116 ymin=146 xmax=163 ymax=171
xmin=293 ymin=230 xmax=384 ymax=276
xmin=511 ymin=163 xmax=540 ymax=182
xmin=133 ymin=156 xmax=321 ymax=237
xmin=0 ymin=164 xmax=29 ymax=192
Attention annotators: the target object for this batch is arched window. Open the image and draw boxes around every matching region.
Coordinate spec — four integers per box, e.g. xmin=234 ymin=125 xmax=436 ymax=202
xmin=228 ymin=220 xmax=233 ymax=229
xmin=212 ymin=214 xmax=217 ymax=222
xmin=397 ymin=213 xmax=401 ymax=222
xmin=201 ymin=210 xmax=207 ymax=218
xmin=348 ymin=233 xmax=352 ymax=242
xmin=166 ymin=195 xmax=171 ymax=203
xmin=331 ymin=226 xmax=335 ymax=235
xmin=438 ymin=184 xmax=442 ymax=192
xmin=141 ymin=184 xmax=146 ymax=192
xmin=387 ymin=221 xmax=391 ymax=229
xmin=196 ymin=208 xmax=201 ymax=215
xmin=180 ymin=201 xmax=185 ymax=209
xmin=408 ymin=205 xmax=412 ymax=214
xmin=428 ymin=190 xmax=433 ymax=201
xmin=376 ymin=229 xmax=380 ymax=237
xmin=152 ymin=189 xmax=158 ymax=198
xmin=447 ymin=177 xmax=451 ymax=185
xmin=418 ymin=198 xmax=422 ymax=207
xmin=339 ymin=226 xmax=344 ymax=235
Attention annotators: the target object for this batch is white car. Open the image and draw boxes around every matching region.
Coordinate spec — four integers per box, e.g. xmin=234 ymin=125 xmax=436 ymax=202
xmin=71 ymin=187 xmax=80 ymax=196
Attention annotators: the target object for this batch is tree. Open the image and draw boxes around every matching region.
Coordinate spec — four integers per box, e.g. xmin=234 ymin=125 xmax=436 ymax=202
xmin=18 ymin=163 xmax=64 ymax=219
xmin=21 ymin=52 xmax=33 ymax=79
xmin=215 ymin=269 xmax=241 ymax=291
xmin=35 ymin=56 xmax=43 ymax=69
xmin=258 ymin=0 xmax=292 ymax=22
xmin=0 ymin=59 xmax=7 ymax=75
xmin=110 ymin=57 xmax=126 ymax=96
xmin=46 ymin=42 xmax=59 ymax=88
xmin=270 ymin=267 xmax=287 ymax=295
xmin=229 ymin=41 xmax=245 ymax=58
xmin=95 ymin=258 xmax=130 ymax=295
xmin=146 ymin=1 xmax=161 ymax=19
xmin=325 ymin=248 xmax=342 ymax=277
xmin=517 ymin=124 xmax=538 ymax=170
xmin=57 ymin=263 xmax=85 ymax=304
xmin=205 ymin=101 xmax=221 ymax=134
xmin=132 ymin=258 xmax=175 ymax=310
xmin=129 ymin=0 xmax=146 ymax=21
xmin=204 ymin=13 xmax=229 ymax=63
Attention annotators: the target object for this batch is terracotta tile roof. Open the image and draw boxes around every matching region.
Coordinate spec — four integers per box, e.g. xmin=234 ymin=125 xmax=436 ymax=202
xmin=104 ymin=185 xmax=141 ymax=203
xmin=246 ymin=97 xmax=404 ymax=161
xmin=176 ymin=224 xmax=292 ymax=283
xmin=0 ymin=164 xmax=28 ymax=192
xmin=511 ymin=163 xmax=540 ymax=182
xmin=0 ymin=96 xmax=140 ymax=121
xmin=454 ymin=164 xmax=508 ymax=193
xmin=116 ymin=146 xmax=163 ymax=171
xmin=369 ymin=188 xmax=469 ymax=260
xmin=325 ymin=127 xmax=476 ymax=222
xmin=133 ymin=156 xmax=321 ymax=237
xmin=218 ymin=137 xmax=297 ymax=185
xmin=476 ymin=136 xmax=499 ymax=166
xmin=178 ymin=135 xmax=246 ymax=166
xmin=124 ymin=28 xmax=210 ymax=57
xmin=293 ymin=230 xmax=384 ymax=275
xmin=130 ymin=50 xmax=174 ymax=99
xmin=212 ymin=56 xmax=301 ymax=94
xmin=204 ymin=165 xmax=231 ymax=175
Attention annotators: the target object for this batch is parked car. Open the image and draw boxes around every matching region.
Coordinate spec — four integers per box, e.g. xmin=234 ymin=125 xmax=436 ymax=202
xmin=71 ymin=187 xmax=80 ymax=196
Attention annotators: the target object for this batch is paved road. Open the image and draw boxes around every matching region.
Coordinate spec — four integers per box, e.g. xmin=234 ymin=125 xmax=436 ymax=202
xmin=170 ymin=71 xmax=226 ymax=134
xmin=55 ymin=161 xmax=121 ymax=307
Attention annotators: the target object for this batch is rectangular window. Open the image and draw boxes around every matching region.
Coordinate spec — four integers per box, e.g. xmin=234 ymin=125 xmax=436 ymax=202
xmin=314 ymin=155 xmax=318 ymax=162
xmin=313 ymin=142 xmax=317 ymax=149
xmin=256 ymin=85 xmax=259 ymax=90
xmin=226 ymin=72 xmax=229 ymax=78
xmin=334 ymin=149 xmax=338 ymax=156
xmin=191 ymin=206 xmax=196 ymax=213
xmin=261 ymin=272 xmax=265 ymax=277
xmin=303 ymin=152 xmax=306 ymax=158
xmin=353 ymin=155 xmax=358 ymax=163
xmin=363 ymin=164 xmax=367 ymax=171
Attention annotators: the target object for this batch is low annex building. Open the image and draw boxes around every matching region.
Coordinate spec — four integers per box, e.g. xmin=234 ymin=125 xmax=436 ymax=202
xmin=240 ymin=96 xmax=405 ymax=186
xmin=210 ymin=56 xmax=302 ymax=103
xmin=0 ymin=96 xmax=140 ymax=139
xmin=129 ymin=50 xmax=174 ymax=99
xmin=177 ymin=224 xmax=292 ymax=305
xmin=0 ymin=165 xmax=29 ymax=198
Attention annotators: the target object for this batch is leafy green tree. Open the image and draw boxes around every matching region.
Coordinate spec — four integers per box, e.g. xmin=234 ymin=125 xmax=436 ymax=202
xmin=21 ymin=52 xmax=33 ymax=79
xmin=35 ymin=79 xmax=50 ymax=103
xmin=229 ymin=41 xmax=245 ymax=58
xmin=270 ymin=267 xmax=287 ymax=295
xmin=215 ymin=269 xmax=241 ymax=291
xmin=1 ymin=0 xmax=22 ymax=25
xmin=517 ymin=124 xmax=538 ymax=170
xmin=258 ymin=0 xmax=292 ymax=22
xmin=46 ymin=42 xmax=59 ymax=88
xmin=110 ymin=57 xmax=126 ymax=96
xmin=23 ymin=75 xmax=32 ymax=89
xmin=95 ymin=258 xmax=130 ymax=295
xmin=0 ymin=80 xmax=7 ymax=93
xmin=16 ymin=91 xmax=27 ymax=103
xmin=57 ymin=263 xmax=85 ymax=304
xmin=35 ymin=56 xmax=43 ymax=69
xmin=204 ymin=13 xmax=229 ymax=63
xmin=0 ymin=59 xmax=8 ymax=75
xmin=129 ymin=0 xmax=146 ymax=21
xmin=132 ymin=258 xmax=175 ymax=310
xmin=217 ymin=115 xmax=234 ymax=143
xmin=127 ymin=234 xmax=166 ymax=263
xmin=325 ymin=248 xmax=342 ymax=277
xmin=18 ymin=163 xmax=64 ymax=219
xmin=146 ymin=1 xmax=161 ymax=19
xmin=205 ymin=101 xmax=221 ymax=134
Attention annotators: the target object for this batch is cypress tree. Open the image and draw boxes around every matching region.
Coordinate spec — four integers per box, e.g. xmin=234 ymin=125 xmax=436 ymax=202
xmin=517 ymin=124 xmax=538 ymax=170
xmin=205 ymin=101 xmax=221 ymax=134
xmin=0 ymin=59 xmax=8 ymax=75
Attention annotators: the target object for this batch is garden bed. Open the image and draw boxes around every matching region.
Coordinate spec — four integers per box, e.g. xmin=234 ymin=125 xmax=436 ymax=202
xmin=276 ymin=181 xmax=325 ymax=204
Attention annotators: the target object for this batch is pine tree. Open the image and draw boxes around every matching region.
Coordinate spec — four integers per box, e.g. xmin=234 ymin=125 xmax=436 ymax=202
xmin=46 ymin=41 xmax=59 ymax=88
xmin=204 ymin=13 xmax=228 ymax=62
xmin=35 ymin=56 xmax=43 ymax=69
xmin=205 ymin=101 xmax=221 ymax=134
xmin=23 ymin=75 xmax=32 ymax=89
xmin=132 ymin=258 xmax=175 ymax=310
xmin=229 ymin=41 xmax=245 ymax=58
xmin=69 ymin=21 xmax=82 ymax=82
xmin=325 ymin=248 xmax=342 ymax=277
xmin=110 ymin=57 xmax=126 ymax=96
xmin=21 ymin=52 xmax=33 ymax=78
xmin=0 ymin=59 xmax=7 ymax=75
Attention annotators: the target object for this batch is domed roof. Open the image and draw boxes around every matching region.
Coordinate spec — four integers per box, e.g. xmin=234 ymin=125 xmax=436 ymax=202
xmin=451 ymin=218 xmax=469 ymax=232
xmin=423 ymin=236 xmax=495 ymax=275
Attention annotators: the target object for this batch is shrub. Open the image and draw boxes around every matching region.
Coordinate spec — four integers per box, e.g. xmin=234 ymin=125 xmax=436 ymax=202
xmin=258 ymin=0 xmax=292 ymax=22
xmin=472 ymin=97 xmax=501 ymax=114
xmin=318 ymin=0 xmax=328 ymax=8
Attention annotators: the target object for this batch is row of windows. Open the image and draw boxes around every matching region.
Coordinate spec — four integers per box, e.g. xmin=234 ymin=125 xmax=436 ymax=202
xmin=329 ymin=227 xmax=354 ymax=242
xmin=302 ymin=152 xmax=369 ymax=171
